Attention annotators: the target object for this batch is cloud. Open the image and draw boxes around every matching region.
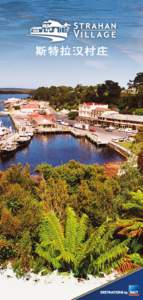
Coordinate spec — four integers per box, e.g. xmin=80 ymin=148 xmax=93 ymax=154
xmin=122 ymin=49 xmax=143 ymax=65
xmin=85 ymin=60 xmax=109 ymax=71
xmin=115 ymin=40 xmax=143 ymax=65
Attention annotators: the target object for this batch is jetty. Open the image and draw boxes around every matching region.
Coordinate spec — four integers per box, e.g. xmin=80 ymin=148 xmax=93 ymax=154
xmin=109 ymin=141 xmax=131 ymax=158
xmin=0 ymin=118 xmax=132 ymax=158
xmin=34 ymin=126 xmax=115 ymax=146
xmin=0 ymin=98 xmax=132 ymax=158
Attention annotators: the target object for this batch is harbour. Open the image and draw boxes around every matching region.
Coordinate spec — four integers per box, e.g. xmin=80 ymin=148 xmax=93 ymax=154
xmin=0 ymin=94 xmax=134 ymax=170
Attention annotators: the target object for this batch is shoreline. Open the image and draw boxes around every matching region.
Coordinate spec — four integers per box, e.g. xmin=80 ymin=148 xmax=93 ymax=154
xmin=9 ymin=111 xmax=130 ymax=159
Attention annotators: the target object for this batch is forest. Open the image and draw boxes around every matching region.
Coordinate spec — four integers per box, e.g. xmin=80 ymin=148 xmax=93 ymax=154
xmin=32 ymin=73 xmax=143 ymax=113
xmin=0 ymin=154 xmax=143 ymax=278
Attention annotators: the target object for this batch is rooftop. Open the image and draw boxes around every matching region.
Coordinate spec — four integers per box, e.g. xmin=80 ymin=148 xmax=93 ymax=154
xmin=21 ymin=103 xmax=39 ymax=109
xmin=81 ymin=102 xmax=108 ymax=106
xmin=101 ymin=112 xmax=143 ymax=123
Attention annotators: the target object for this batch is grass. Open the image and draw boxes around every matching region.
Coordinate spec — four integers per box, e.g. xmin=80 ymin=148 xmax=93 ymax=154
xmin=118 ymin=141 xmax=143 ymax=155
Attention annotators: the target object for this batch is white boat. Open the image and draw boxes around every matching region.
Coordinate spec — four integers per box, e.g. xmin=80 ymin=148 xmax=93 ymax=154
xmin=17 ymin=134 xmax=31 ymax=145
xmin=0 ymin=121 xmax=10 ymax=137
xmin=0 ymin=142 xmax=17 ymax=155
xmin=18 ymin=128 xmax=34 ymax=138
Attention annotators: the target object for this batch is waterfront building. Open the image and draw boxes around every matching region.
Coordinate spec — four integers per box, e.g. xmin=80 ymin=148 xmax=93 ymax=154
xmin=29 ymin=113 xmax=55 ymax=132
xmin=99 ymin=111 xmax=143 ymax=129
xmin=78 ymin=102 xmax=143 ymax=129
xmin=35 ymin=119 xmax=55 ymax=132
xmin=79 ymin=102 xmax=109 ymax=119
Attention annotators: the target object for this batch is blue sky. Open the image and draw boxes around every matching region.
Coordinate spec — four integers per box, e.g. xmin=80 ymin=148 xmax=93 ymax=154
xmin=0 ymin=0 xmax=143 ymax=88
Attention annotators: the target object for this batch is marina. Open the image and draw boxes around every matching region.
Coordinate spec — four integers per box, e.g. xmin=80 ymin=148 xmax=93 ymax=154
xmin=0 ymin=94 xmax=134 ymax=170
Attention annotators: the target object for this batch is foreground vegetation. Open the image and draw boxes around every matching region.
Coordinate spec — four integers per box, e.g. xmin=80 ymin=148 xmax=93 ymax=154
xmin=0 ymin=159 xmax=143 ymax=278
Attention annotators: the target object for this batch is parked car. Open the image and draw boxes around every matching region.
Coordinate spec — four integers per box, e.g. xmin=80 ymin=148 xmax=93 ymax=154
xmin=90 ymin=127 xmax=96 ymax=132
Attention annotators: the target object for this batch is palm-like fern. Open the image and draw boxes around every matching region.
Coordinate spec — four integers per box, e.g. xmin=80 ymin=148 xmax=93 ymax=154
xmin=36 ymin=208 xmax=129 ymax=277
xmin=123 ymin=191 xmax=143 ymax=212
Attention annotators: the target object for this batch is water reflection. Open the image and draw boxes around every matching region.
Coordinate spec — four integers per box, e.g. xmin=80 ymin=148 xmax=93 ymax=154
xmin=0 ymin=134 xmax=124 ymax=171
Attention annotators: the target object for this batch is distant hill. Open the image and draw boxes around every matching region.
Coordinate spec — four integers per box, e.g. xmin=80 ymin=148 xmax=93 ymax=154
xmin=0 ymin=88 xmax=34 ymax=94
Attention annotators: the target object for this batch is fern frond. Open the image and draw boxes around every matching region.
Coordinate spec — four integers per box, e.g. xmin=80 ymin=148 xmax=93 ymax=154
xmin=65 ymin=207 xmax=78 ymax=254
xmin=92 ymin=241 xmax=129 ymax=274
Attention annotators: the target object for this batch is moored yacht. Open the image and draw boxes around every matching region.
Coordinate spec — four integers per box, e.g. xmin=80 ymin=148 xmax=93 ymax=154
xmin=16 ymin=133 xmax=31 ymax=146
xmin=0 ymin=121 xmax=10 ymax=137
xmin=0 ymin=142 xmax=17 ymax=155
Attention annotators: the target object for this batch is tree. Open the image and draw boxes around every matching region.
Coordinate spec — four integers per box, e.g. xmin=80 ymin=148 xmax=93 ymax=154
xmin=68 ymin=111 xmax=78 ymax=120
xmin=97 ymin=84 xmax=107 ymax=97
xmin=135 ymin=126 xmax=143 ymax=143
xmin=104 ymin=80 xmax=121 ymax=98
xmin=138 ymin=149 xmax=143 ymax=173
xmin=134 ymin=108 xmax=143 ymax=115
xmin=13 ymin=231 xmax=33 ymax=275
xmin=134 ymin=73 xmax=143 ymax=87
xmin=36 ymin=178 xmax=69 ymax=219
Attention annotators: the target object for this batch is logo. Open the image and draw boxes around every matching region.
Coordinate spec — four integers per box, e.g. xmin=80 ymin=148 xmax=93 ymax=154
xmin=30 ymin=20 xmax=71 ymax=42
xmin=128 ymin=285 xmax=141 ymax=296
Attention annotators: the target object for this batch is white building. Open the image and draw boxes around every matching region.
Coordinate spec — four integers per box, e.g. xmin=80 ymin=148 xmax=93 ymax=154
xmin=99 ymin=111 xmax=143 ymax=129
xmin=79 ymin=102 xmax=109 ymax=119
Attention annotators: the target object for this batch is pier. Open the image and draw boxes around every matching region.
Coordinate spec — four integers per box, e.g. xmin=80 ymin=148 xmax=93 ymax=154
xmin=0 ymin=119 xmax=132 ymax=157
xmin=109 ymin=141 xmax=131 ymax=158
xmin=34 ymin=126 xmax=108 ymax=146
xmin=0 ymin=107 xmax=133 ymax=159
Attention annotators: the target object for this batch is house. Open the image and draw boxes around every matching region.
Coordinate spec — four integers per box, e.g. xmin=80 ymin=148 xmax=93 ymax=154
xmin=29 ymin=113 xmax=55 ymax=132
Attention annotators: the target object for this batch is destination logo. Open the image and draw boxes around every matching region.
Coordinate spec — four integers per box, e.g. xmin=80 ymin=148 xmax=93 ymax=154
xmin=30 ymin=19 xmax=117 ymax=42
xmin=30 ymin=20 xmax=71 ymax=42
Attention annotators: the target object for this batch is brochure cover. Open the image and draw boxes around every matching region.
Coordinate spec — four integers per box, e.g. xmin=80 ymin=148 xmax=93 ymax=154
xmin=0 ymin=1 xmax=143 ymax=299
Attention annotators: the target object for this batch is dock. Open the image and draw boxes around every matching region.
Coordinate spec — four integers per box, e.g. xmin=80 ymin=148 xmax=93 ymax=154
xmin=109 ymin=141 xmax=131 ymax=158
xmin=35 ymin=126 xmax=109 ymax=146
xmin=0 ymin=112 xmax=132 ymax=158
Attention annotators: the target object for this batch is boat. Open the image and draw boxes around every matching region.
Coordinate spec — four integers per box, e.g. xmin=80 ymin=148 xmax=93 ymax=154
xmin=18 ymin=127 xmax=34 ymax=138
xmin=0 ymin=121 xmax=10 ymax=137
xmin=17 ymin=134 xmax=31 ymax=146
xmin=0 ymin=142 xmax=17 ymax=155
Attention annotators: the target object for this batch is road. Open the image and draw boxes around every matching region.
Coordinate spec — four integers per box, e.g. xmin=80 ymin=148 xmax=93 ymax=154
xmin=55 ymin=112 xmax=131 ymax=143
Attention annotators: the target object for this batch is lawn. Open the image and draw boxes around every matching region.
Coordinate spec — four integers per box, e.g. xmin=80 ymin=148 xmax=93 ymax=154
xmin=118 ymin=141 xmax=143 ymax=155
